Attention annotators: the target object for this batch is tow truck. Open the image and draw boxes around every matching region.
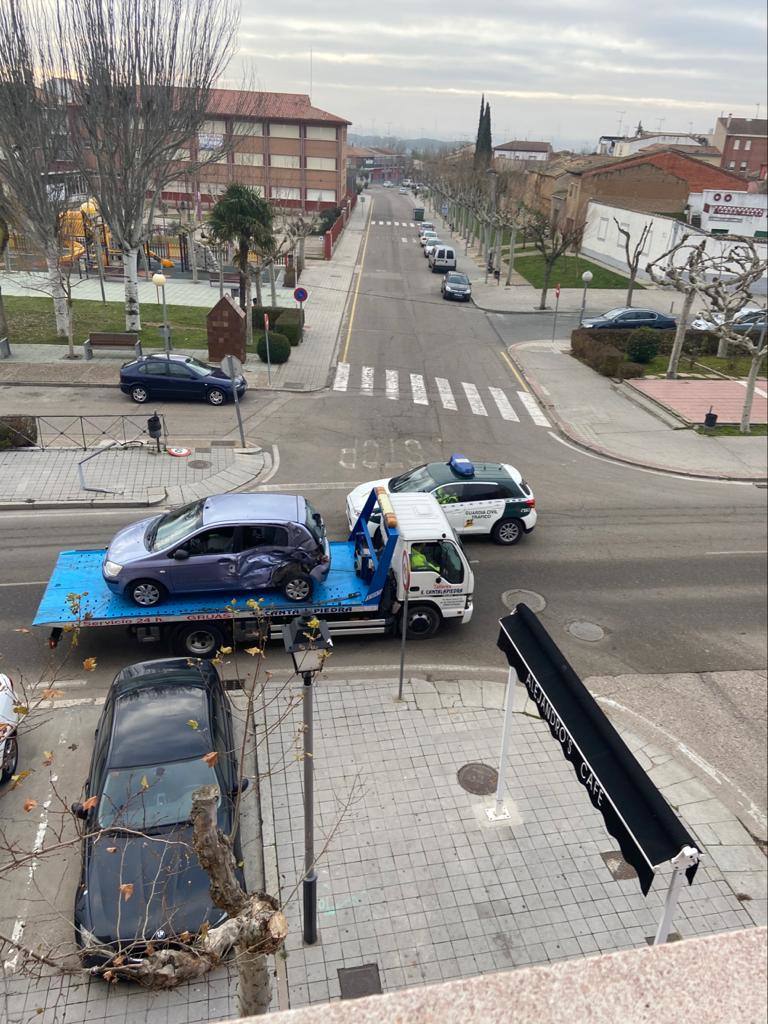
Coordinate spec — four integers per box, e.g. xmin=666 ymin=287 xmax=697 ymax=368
xmin=35 ymin=489 xmax=475 ymax=658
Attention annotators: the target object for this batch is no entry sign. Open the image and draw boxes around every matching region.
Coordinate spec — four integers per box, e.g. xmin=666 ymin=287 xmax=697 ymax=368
xmin=294 ymin=287 xmax=308 ymax=303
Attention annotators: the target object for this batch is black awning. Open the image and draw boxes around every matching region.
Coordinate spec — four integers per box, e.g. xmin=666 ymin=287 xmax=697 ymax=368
xmin=498 ymin=605 xmax=700 ymax=895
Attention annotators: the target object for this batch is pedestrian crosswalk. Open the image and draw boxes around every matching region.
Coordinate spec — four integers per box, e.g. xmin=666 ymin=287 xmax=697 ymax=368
xmin=375 ymin=221 xmax=418 ymax=227
xmin=331 ymin=363 xmax=550 ymax=427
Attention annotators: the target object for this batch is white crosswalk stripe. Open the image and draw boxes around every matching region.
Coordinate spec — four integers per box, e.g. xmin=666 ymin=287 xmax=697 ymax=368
xmin=488 ymin=387 xmax=520 ymax=421
xmin=409 ymin=222 xmax=415 ymax=227
xmin=385 ymin=369 xmax=399 ymax=400
xmin=435 ymin=377 xmax=457 ymax=410
xmin=361 ymin=365 xmax=374 ymax=393
xmin=462 ymin=382 xmax=488 ymax=417
xmin=401 ymin=236 xmax=407 ymax=243
xmin=377 ymin=220 xmax=384 ymax=225
xmin=517 ymin=391 xmax=550 ymax=427
xmin=386 ymin=220 xmax=392 ymax=226
xmin=394 ymin=221 xmax=400 ymax=226
xmin=410 ymin=373 xmax=428 ymax=405
xmin=333 ymin=362 xmax=350 ymax=392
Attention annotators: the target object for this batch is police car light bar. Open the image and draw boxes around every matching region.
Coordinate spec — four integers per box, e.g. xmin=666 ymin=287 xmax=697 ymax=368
xmin=448 ymin=454 xmax=475 ymax=477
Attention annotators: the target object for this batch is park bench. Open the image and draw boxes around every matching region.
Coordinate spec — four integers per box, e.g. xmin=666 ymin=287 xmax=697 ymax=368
xmin=0 ymin=337 xmax=11 ymax=359
xmin=208 ymin=270 xmax=240 ymax=288
xmin=83 ymin=332 xmax=143 ymax=361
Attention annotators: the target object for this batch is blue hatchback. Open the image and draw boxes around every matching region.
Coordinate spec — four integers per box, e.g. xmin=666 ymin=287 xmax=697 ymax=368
xmin=120 ymin=354 xmax=247 ymax=406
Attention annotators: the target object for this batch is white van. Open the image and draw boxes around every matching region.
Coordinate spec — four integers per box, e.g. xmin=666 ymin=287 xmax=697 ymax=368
xmin=429 ymin=246 xmax=457 ymax=272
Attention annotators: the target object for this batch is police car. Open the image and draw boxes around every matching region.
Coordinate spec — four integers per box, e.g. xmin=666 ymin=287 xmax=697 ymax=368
xmin=345 ymin=454 xmax=537 ymax=545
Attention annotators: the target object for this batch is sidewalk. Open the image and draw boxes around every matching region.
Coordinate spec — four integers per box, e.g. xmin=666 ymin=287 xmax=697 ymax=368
xmin=509 ymin=340 xmax=768 ymax=480
xmin=0 ymin=441 xmax=270 ymax=507
xmin=0 ymin=202 xmax=368 ymax=392
xmin=261 ymin=673 xmax=766 ymax=1011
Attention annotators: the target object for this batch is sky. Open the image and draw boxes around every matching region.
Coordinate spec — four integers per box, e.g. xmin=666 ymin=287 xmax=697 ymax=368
xmin=233 ymin=0 xmax=768 ymax=150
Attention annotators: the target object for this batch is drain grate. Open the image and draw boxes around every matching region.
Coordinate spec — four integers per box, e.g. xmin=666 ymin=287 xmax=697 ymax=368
xmin=187 ymin=459 xmax=212 ymax=470
xmin=457 ymin=762 xmax=498 ymax=796
xmin=338 ymin=963 xmax=382 ymax=999
xmin=600 ymin=851 xmax=637 ymax=881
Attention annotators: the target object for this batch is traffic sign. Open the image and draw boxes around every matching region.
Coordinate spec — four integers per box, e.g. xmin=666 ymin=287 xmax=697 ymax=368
xmin=166 ymin=446 xmax=191 ymax=458
xmin=555 ymin=283 xmax=561 ymax=298
xmin=402 ymin=549 xmax=411 ymax=593
xmin=293 ymin=286 xmax=308 ymax=303
xmin=220 ymin=355 xmax=243 ymax=378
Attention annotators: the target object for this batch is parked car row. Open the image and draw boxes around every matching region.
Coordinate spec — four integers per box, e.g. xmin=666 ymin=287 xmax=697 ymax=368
xmin=416 ymin=221 xmax=472 ymax=300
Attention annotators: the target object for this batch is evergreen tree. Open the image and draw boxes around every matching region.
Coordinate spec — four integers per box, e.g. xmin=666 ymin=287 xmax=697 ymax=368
xmin=475 ymin=98 xmax=493 ymax=168
xmin=474 ymin=94 xmax=486 ymax=168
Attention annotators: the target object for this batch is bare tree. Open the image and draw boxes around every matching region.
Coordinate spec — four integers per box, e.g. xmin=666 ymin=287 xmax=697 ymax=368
xmin=0 ymin=0 xmax=75 ymax=342
xmin=614 ymin=218 xmax=651 ymax=306
xmin=525 ymin=209 xmax=584 ymax=309
xmin=56 ymin=0 xmax=242 ymax=332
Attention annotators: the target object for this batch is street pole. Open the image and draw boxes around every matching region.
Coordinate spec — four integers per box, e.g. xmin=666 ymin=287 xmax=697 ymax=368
xmin=161 ymin=285 xmax=170 ymax=353
xmin=579 ymin=271 xmax=593 ymax=326
xmin=92 ymin=221 xmax=106 ymax=304
xmin=486 ymin=667 xmax=517 ymax=821
xmin=263 ymin=316 xmax=272 ymax=387
xmin=551 ymin=288 xmax=560 ymax=350
xmin=302 ymin=670 xmax=317 ymax=944
xmin=397 ymin=589 xmax=409 ymax=701
xmin=226 ymin=355 xmax=246 ymax=447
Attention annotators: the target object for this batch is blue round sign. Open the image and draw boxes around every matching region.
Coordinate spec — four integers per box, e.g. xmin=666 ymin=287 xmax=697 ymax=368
xmin=293 ymin=287 xmax=308 ymax=303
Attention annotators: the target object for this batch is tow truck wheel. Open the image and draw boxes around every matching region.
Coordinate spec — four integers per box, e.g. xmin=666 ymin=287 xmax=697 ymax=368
xmin=171 ymin=624 xmax=225 ymax=659
xmin=401 ymin=604 xmax=441 ymax=639
xmin=491 ymin=518 xmax=523 ymax=545
xmin=128 ymin=579 xmax=165 ymax=607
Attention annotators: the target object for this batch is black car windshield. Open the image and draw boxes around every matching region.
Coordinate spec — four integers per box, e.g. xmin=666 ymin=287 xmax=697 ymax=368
xmin=149 ymin=500 xmax=205 ymax=550
xmin=389 ymin=465 xmax=439 ymax=492
xmin=601 ymin=308 xmax=627 ymax=319
xmin=98 ymin=757 xmax=219 ymax=830
xmin=447 ymin=274 xmax=469 ymax=285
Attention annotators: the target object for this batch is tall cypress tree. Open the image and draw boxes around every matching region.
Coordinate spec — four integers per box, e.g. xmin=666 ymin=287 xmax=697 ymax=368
xmin=474 ymin=93 xmax=486 ymax=168
xmin=475 ymin=99 xmax=493 ymax=168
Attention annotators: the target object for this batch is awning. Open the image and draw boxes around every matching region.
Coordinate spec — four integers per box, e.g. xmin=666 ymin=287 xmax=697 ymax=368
xmin=498 ymin=605 xmax=700 ymax=894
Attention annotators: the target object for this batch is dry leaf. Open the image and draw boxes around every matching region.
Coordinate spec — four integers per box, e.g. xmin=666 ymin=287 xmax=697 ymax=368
xmin=187 ymin=719 xmax=199 ymax=730
xmin=140 ymin=775 xmax=150 ymax=790
xmin=179 ymin=930 xmax=192 ymax=943
xmin=244 ymin=646 xmax=263 ymax=657
xmin=23 ymin=798 xmax=38 ymax=813
xmin=83 ymin=658 xmax=98 ymax=672
xmin=106 ymin=847 xmax=117 ymax=854
xmin=41 ymin=689 xmax=64 ymax=700
xmin=42 ymin=751 xmax=54 ymax=767
xmin=201 ymin=751 xmax=218 ymax=768
xmin=119 ymin=883 xmax=134 ymax=902
xmin=145 ymin=943 xmax=155 ymax=956
xmin=82 ymin=795 xmax=99 ymax=811
xmin=218 ymin=646 xmax=233 ymax=656
xmin=14 ymin=627 xmax=31 ymax=634
xmin=10 ymin=770 xmax=31 ymax=789
xmin=13 ymin=704 xmax=29 ymax=717
xmin=112 ymin=955 xmax=125 ymax=967
xmin=103 ymin=969 xmax=117 ymax=983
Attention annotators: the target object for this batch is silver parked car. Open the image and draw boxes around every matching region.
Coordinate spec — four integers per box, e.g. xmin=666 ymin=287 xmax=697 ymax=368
xmin=102 ymin=494 xmax=331 ymax=607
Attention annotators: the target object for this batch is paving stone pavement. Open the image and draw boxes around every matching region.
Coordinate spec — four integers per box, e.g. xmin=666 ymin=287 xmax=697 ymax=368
xmin=259 ymin=676 xmax=766 ymax=1011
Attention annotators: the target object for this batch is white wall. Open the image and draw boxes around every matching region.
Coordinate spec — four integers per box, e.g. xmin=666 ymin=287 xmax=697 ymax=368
xmin=495 ymin=149 xmax=549 ymax=162
xmin=613 ymin=134 xmax=703 ymax=157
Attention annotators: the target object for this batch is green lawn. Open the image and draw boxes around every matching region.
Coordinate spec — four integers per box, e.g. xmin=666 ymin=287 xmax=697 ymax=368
xmin=3 ymin=295 xmax=209 ymax=348
xmin=696 ymin=423 xmax=767 ymax=436
xmin=644 ymin=352 xmax=757 ymax=378
xmin=514 ymin=254 xmax=640 ymax=290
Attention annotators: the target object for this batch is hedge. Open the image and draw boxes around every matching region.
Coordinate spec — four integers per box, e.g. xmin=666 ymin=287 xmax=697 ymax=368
xmin=571 ymin=333 xmax=644 ymax=379
xmin=0 ymin=415 xmax=38 ymax=449
xmin=626 ymin=328 xmax=660 ymax=364
xmin=255 ymin=331 xmax=291 ymax=364
xmin=571 ymin=327 xmax=722 ymax=357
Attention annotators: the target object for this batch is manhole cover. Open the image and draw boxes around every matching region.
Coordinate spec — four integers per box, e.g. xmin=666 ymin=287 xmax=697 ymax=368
xmin=338 ymin=963 xmax=382 ymax=1000
xmin=600 ymin=851 xmax=637 ymax=881
xmin=187 ymin=459 xmax=212 ymax=470
xmin=502 ymin=589 xmax=546 ymax=612
xmin=567 ymin=620 xmax=605 ymax=642
xmin=457 ymin=762 xmax=498 ymax=796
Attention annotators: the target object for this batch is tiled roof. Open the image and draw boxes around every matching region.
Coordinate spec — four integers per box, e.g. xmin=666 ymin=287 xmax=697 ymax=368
xmin=205 ymin=89 xmax=351 ymax=125
xmin=717 ymin=116 xmax=767 ymax=137
xmin=494 ymin=140 xmax=551 ymax=152
xmin=581 ymin=149 xmax=746 ymax=189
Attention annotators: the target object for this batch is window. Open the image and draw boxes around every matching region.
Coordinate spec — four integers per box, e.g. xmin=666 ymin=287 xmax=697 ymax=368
xmin=306 ymin=125 xmax=337 ymax=141
xmin=740 ymin=161 xmax=748 ymax=171
xmin=745 ymin=140 xmax=752 ymax=151
xmin=269 ymin=122 xmax=300 ymax=138
xmin=306 ymin=156 xmax=337 ymax=171
xmin=728 ymin=160 xmax=736 ymax=169
xmin=201 ymin=120 xmax=226 ymax=134
xmin=234 ymin=151 xmax=263 ymax=166
xmin=597 ymin=217 xmax=609 ymax=242
xmin=307 ymin=188 xmax=336 ymax=202
xmin=144 ymin=361 xmax=170 ymax=376
xmin=186 ymin=527 xmax=236 ymax=556
xmin=232 ymin=120 xmax=262 ymax=135
xmin=432 ymin=484 xmax=465 ymax=505
xmin=270 ymin=154 xmax=300 ymax=169
xmin=460 ymin=483 xmax=502 ymax=502
xmin=167 ymin=362 xmax=193 ymax=378
xmin=617 ymin=223 xmax=629 ymax=248
xmin=270 ymin=186 xmax=300 ymax=200
xmin=733 ymin=139 xmax=741 ymax=150
xmin=409 ymin=543 xmax=464 ymax=584
xmin=241 ymin=525 xmax=289 ymax=549
xmin=174 ymin=148 xmax=190 ymax=161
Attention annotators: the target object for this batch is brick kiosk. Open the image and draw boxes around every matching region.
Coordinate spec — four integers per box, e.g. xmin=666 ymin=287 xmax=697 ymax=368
xmin=206 ymin=294 xmax=246 ymax=364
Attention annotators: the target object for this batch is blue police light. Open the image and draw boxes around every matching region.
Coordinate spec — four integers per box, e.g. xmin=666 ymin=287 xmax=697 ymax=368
xmin=448 ymin=453 xmax=475 ymax=477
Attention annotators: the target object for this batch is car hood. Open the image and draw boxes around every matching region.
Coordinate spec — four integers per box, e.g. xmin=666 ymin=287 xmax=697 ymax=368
xmin=80 ymin=826 xmax=222 ymax=948
xmin=445 ymin=282 xmax=470 ymax=290
xmin=105 ymin=516 xmax=158 ymax=564
xmin=347 ymin=478 xmax=390 ymax=518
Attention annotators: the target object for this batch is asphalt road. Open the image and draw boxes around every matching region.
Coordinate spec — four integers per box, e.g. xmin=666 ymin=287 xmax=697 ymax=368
xmin=0 ymin=183 xmax=766 ymax=826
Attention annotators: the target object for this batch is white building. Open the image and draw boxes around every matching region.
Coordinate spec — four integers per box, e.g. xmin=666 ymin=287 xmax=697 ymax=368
xmin=493 ymin=140 xmax=551 ymax=163
xmin=613 ymin=133 xmax=708 ymax=158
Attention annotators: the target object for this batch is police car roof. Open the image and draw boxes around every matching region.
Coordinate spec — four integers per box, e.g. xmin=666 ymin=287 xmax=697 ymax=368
xmin=427 ymin=461 xmax=521 ymax=485
xmin=388 ymin=493 xmax=454 ymax=542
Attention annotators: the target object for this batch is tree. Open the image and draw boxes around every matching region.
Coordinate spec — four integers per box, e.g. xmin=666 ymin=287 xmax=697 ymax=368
xmin=207 ymin=184 xmax=274 ymax=348
xmin=614 ymin=218 xmax=651 ymax=306
xmin=0 ymin=207 xmax=9 ymax=339
xmin=0 ymin=0 xmax=74 ymax=343
xmin=56 ymin=0 xmax=243 ymax=332
xmin=525 ymin=209 xmax=584 ymax=309
xmin=474 ymin=95 xmax=493 ymax=170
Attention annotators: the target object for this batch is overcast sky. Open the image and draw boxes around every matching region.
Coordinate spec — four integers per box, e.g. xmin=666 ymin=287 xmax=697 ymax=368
xmin=234 ymin=1 xmax=767 ymax=149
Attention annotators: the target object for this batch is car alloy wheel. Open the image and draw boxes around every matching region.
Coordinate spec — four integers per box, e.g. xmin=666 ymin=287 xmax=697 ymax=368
xmin=129 ymin=580 xmax=164 ymax=606
xmin=283 ymin=574 xmax=312 ymax=602
xmin=492 ymin=519 xmax=523 ymax=545
xmin=1 ymin=734 xmax=18 ymax=783
xmin=207 ymin=388 xmax=226 ymax=406
xmin=130 ymin=385 xmax=149 ymax=403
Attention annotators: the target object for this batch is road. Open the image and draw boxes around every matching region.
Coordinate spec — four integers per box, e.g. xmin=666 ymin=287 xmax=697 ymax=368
xmin=0 ymin=185 xmax=765 ymax=965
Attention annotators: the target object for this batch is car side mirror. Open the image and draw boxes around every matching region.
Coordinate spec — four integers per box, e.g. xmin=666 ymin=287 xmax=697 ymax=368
xmin=232 ymin=778 xmax=250 ymax=795
xmin=313 ymin=513 xmax=323 ymax=526
xmin=173 ymin=549 xmax=190 ymax=561
xmin=71 ymin=802 xmax=88 ymax=820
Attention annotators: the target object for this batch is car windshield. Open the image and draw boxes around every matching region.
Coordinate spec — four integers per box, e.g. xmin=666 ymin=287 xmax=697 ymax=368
xmin=98 ymin=757 xmax=220 ymax=830
xmin=305 ymin=501 xmax=324 ymax=545
xmin=447 ymin=274 xmax=469 ymax=285
xmin=149 ymin=500 xmax=205 ymax=550
xmin=389 ymin=465 xmax=439 ymax=492
xmin=183 ymin=357 xmax=216 ymax=378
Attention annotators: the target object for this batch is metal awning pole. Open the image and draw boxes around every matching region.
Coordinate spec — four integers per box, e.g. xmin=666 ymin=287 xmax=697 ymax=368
xmin=653 ymin=846 xmax=700 ymax=945
xmin=486 ymin=666 xmax=517 ymax=822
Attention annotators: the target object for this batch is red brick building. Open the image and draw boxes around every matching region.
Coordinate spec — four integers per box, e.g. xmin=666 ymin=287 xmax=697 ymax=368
xmin=711 ymin=116 xmax=768 ymax=181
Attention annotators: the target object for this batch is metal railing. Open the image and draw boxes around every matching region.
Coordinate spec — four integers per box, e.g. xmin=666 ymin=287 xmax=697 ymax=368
xmin=0 ymin=414 xmax=168 ymax=451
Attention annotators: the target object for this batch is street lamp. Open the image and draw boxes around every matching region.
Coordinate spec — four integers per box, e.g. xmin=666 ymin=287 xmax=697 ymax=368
xmin=283 ymin=615 xmax=333 ymax=945
xmin=579 ymin=270 xmax=594 ymax=325
xmin=151 ymin=272 xmax=171 ymax=352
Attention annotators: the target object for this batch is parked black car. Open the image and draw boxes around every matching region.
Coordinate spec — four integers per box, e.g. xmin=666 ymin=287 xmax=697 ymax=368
xmin=581 ymin=307 xmax=677 ymax=330
xmin=72 ymin=659 xmax=248 ymax=966
xmin=441 ymin=272 xmax=472 ymax=302
xmin=120 ymin=353 xmax=247 ymax=406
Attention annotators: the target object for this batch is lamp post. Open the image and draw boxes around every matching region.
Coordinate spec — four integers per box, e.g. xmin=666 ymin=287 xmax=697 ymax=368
xmin=151 ymin=272 xmax=171 ymax=352
xmin=80 ymin=200 xmax=106 ymax=304
xmin=283 ymin=616 xmax=333 ymax=945
xmin=579 ymin=270 xmax=593 ymax=326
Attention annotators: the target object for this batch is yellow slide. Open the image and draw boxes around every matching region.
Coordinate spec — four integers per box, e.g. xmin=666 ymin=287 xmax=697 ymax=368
xmin=60 ymin=242 xmax=85 ymax=266
xmin=148 ymin=250 xmax=175 ymax=269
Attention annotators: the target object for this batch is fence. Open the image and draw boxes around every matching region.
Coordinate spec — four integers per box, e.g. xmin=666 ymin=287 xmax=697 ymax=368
xmin=323 ymin=193 xmax=358 ymax=260
xmin=0 ymin=414 xmax=168 ymax=451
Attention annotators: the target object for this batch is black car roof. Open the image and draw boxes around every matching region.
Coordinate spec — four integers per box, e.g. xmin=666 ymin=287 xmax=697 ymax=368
xmin=426 ymin=461 xmax=512 ymax=485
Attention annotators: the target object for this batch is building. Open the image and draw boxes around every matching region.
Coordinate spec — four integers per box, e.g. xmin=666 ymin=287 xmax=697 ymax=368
xmin=162 ymin=90 xmax=351 ymax=214
xmin=493 ymin=140 xmax=552 ymax=163
xmin=345 ymin=145 xmax=404 ymax=184
xmin=613 ymin=132 xmax=710 ymax=158
xmin=698 ymin=189 xmax=768 ymax=238
xmin=711 ymin=116 xmax=768 ymax=180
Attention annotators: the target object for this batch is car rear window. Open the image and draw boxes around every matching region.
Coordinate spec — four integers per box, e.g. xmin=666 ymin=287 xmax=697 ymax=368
xmin=305 ymin=501 xmax=324 ymax=545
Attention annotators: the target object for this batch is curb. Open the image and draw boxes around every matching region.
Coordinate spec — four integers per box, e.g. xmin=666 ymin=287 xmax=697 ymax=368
xmin=506 ymin=348 xmax=768 ymax=484
xmin=473 ymin=298 xmax=583 ymax=316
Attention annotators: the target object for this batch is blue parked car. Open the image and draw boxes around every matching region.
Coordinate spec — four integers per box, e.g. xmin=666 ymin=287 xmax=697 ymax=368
xmin=581 ymin=307 xmax=677 ymax=330
xmin=120 ymin=353 xmax=247 ymax=406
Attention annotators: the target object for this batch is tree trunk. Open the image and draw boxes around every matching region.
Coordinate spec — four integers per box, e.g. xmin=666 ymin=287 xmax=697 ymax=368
xmin=539 ymin=262 xmax=553 ymax=310
xmin=268 ymin=263 xmax=277 ymax=306
xmin=245 ymin=272 xmax=253 ymax=351
xmin=666 ymin=289 xmax=694 ymax=379
xmin=626 ymin=267 xmax=637 ymax=307
xmin=0 ymin=287 xmax=8 ymax=339
xmin=235 ymin=950 xmax=272 ymax=1017
xmin=124 ymin=247 xmax=141 ymax=332
xmin=254 ymin=265 xmax=263 ymax=307
xmin=43 ymin=244 xmax=70 ymax=343
xmin=505 ymin=226 xmax=516 ymax=286
xmin=717 ymin=335 xmax=730 ymax=358
xmin=190 ymin=232 xmax=199 ymax=285
xmin=740 ymin=349 xmax=766 ymax=434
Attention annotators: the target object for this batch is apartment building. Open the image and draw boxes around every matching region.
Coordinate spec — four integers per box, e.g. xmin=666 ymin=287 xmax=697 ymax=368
xmin=711 ymin=116 xmax=768 ymax=180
